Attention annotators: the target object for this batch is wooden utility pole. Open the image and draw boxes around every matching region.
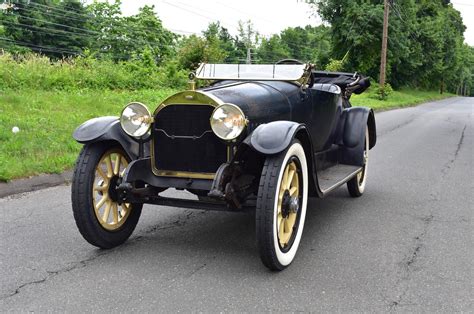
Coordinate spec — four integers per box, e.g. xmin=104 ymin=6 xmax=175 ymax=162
xmin=246 ymin=47 xmax=252 ymax=64
xmin=379 ymin=0 xmax=390 ymax=88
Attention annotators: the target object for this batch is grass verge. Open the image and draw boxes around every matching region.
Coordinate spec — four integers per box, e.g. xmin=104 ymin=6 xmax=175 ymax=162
xmin=351 ymin=88 xmax=455 ymax=110
xmin=0 ymin=88 xmax=456 ymax=181
xmin=0 ymin=89 xmax=177 ymax=181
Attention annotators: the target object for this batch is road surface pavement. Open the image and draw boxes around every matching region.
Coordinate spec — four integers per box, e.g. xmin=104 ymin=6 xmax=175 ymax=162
xmin=0 ymin=97 xmax=472 ymax=312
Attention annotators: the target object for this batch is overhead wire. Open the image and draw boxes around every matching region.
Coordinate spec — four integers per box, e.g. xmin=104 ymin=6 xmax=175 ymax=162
xmin=1 ymin=1 xmax=320 ymax=63
xmin=8 ymin=4 xmax=199 ymax=39
xmin=1 ymin=15 xmax=176 ymax=51
xmin=27 ymin=1 xmax=95 ymax=20
xmin=0 ymin=36 xmax=82 ymax=55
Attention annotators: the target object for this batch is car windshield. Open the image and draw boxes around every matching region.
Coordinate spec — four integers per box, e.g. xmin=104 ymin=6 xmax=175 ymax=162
xmin=195 ymin=63 xmax=308 ymax=81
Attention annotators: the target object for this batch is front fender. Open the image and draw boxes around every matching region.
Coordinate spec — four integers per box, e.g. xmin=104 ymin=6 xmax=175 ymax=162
xmin=72 ymin=116 xmax=141 ymax=160
xmin=245 ymin=121 xmax=306 ymax=155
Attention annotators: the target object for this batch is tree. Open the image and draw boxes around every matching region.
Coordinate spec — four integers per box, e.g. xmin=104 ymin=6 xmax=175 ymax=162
xmin=1 ymin=0 xmax=90 ymax=57
xmin=177 ymin=34 xmax=227 ymax=70
xmin=87 ymin=2 xmax=175 ymax=63
xmin=258 ymin=35 xmax=290 ymax=63
xmin=236 ymin=20 xmax=259 ymax=63
xmin=307 ymin=0 xmax=470 ymax=93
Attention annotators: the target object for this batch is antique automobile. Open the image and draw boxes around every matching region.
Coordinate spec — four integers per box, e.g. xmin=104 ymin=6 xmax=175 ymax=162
xmin=71 ymin=61 xmax=376 ymax=271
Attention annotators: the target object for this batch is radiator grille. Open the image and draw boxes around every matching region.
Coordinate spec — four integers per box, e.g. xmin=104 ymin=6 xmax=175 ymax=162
xmin=153 ymin=105 xmax=227 ymax=175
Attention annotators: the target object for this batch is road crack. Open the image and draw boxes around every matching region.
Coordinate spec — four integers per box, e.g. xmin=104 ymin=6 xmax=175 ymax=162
xmin=1 ymin=206 xmax=204 ymax=301
xmin=441 ymin=125 xmax=466 ymax=176
xmin=378 ymin=115 xmax=416 ymax=137
xmin=2 ymin=210 xmax=201 ymax=300
xmin=0 ymin=251 xmax=109 ymax=301
xmin=134 ymin=210 xmax=199 ymax=242
xmin=387 ymin=214 xmax=434 ymax=311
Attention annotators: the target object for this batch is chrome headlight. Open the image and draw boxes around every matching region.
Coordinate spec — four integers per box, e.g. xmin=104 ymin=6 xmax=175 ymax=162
xmin=120 ymin=102 xmax=152 ymax=137
xmin=210 ymin=103 xmax=246 ymax=140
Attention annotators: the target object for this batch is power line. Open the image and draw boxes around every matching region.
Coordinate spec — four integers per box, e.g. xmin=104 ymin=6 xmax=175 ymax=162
xmin=215 ymin=1 xmax=274 ymax=24
xmin=2 ymin=16 xmax=175 ymax=50
xmin=2 ymin=2 xmax=320 ymax=62
xmin=14 ymin=4 xmax=93 ymax=24
xmin=13 ymin=4 xmax=198 ymax=38
xmin=0 ymin=36 xmax=82 ymax=55
xmin=2 ymin=20 xmax=94 ymax=38
xmin=27 ymin=1 xmax=94 ymax=20
xmin=389 ymin=2 xmax=418 ymax=43
xmin=160 ymin=0 xmax=239 ymax=30
xmin=13 ymin=15 xmax=101 ymax=35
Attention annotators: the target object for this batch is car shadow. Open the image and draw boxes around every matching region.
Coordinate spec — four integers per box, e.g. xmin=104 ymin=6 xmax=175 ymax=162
xmin=100 ymin=187 xmax=356 ymax=274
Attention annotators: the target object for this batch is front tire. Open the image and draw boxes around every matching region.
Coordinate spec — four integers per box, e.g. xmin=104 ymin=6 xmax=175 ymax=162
xmin=256 ymin=140 xmax=308 ymax=271
xmin=71 ymin=142 xmax=142 ymax=249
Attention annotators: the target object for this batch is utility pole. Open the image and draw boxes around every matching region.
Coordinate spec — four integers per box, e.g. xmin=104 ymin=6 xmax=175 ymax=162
xmin=246 ymin=47 xmax=252 ymax=64
xmin=379 ymin=0 xmax=390 ymax=89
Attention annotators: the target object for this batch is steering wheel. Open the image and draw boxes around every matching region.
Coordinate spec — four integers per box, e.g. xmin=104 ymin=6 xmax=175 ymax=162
xmin=275 ymin=58 xmax=304 ymax=65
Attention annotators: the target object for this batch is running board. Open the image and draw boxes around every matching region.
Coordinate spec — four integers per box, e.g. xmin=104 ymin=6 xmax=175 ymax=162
xmin=317 ymin=164 xmax=362 ymax=195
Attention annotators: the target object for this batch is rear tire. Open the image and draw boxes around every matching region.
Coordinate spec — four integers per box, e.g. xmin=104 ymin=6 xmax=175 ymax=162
xmin=256 ymin=140 xmax=308 ymax=271
xmin=347 ymin=127 xmax=369 ymax=197
xmin=71 ymin=142 xmax=142 ymax=249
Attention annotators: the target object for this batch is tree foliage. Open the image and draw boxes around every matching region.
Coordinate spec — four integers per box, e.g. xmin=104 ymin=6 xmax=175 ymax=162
xmin=306 ymin=0 xmax=471 ymax=93
xmin=0 ymin=0 xmax=471 ymax=95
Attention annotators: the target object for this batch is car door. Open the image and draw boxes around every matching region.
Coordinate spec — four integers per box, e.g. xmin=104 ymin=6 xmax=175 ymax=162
xmin=307 ymin=85 xmax=343 ymax=152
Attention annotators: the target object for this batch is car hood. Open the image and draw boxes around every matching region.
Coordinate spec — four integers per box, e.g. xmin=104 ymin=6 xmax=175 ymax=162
xmin=201 ymin=80 xmax=301 ymax=130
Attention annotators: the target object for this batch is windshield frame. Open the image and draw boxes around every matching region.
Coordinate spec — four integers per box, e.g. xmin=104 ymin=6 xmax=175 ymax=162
xmin=195 ymin=63 xmax=312 ymax=84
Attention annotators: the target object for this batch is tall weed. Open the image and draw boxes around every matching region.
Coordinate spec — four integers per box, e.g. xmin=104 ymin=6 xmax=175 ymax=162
xmin=0 ymin=52 xmax=188 ymax=91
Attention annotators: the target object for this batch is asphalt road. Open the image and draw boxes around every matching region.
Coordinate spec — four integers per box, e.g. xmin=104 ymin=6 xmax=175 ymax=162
xmin=1 ymin=97 xmax=472 ymax=312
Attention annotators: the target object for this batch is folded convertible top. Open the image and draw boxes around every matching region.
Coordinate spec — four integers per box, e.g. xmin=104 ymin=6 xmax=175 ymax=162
xmin=312 ymin=71 xmax=371 ymax=95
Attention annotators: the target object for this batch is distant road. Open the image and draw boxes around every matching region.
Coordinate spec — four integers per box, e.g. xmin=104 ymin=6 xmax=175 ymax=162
xmin=0 ymin=97 xmax=472 ymax=312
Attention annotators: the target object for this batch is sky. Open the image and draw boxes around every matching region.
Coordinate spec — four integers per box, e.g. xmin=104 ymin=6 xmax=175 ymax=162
xmin=114 ymin=0 xmax=473 ymax=45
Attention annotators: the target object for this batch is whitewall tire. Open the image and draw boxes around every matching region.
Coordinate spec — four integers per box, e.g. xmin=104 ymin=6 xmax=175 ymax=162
xmin=256 ymin=140 xmax=308 ymax=271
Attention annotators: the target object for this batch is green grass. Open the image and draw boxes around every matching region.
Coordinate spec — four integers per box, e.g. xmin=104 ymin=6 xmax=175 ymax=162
xmin=0 ymin=89 xmax=177 ymax=181
xmin=0 ymin=87 xmax=456 ymax=182
xmin=352 ymin=88 xmax=455 ymax=110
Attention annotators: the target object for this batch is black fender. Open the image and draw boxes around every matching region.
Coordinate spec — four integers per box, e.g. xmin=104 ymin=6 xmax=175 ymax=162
xmin=339 ymin=107 xmax=376 ymax=166
xmin=245 ymin=121 xmax=308 ymax=155
xmin=72 ymin=116 xmax=141 ymax=160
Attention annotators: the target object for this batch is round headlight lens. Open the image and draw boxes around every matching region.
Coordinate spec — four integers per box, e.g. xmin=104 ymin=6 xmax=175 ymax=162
xmin=210 ymin=104 xmax=246 ymax=140
xmin=120 ymin=102 xmax=152 ymax=137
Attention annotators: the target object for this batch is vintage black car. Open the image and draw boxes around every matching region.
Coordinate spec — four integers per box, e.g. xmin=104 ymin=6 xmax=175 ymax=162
xmin=71 ymin=61 xmax=376 ymax=270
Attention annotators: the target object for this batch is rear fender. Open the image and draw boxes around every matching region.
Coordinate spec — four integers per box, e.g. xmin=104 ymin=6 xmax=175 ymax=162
xmin=339 ymin=107 xmax=376 ymax=166
xmin=72 ymin=116 xmax=141 ymax=160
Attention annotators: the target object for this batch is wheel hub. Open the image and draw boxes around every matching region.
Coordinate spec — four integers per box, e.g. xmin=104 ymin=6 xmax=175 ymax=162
xmin=281 ymin=190 xmax=299 ymax=218
xmin=107 ymin=175 xmax=120 ymax=202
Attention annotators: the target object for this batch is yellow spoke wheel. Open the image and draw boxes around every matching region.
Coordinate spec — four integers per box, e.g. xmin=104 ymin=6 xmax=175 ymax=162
xmin=277 ymin=160 xmax=300 ymax=248
xmin=256 ymin=140 xmax=308 ymax=271
xmin=72 ymin=143 xmax=143 ymax=249
xmin=92 ymin=149 xmax=131 ymax=231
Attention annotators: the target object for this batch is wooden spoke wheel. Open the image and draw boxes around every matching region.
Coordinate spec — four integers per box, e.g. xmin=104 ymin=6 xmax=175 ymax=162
xmin=71 ymin=143 xmax=142 ymax=249
xmin=93 ymin=149 xmax=131 ymax=231
xmin=277 ymin=160 xmax=300 ymax=249
xmin=256 ymin=140 xmax=308 ymax=271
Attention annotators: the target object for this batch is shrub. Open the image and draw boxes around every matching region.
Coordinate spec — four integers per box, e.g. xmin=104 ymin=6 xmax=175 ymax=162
xmin=0 ymin=52 xmax=187 ymax=91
